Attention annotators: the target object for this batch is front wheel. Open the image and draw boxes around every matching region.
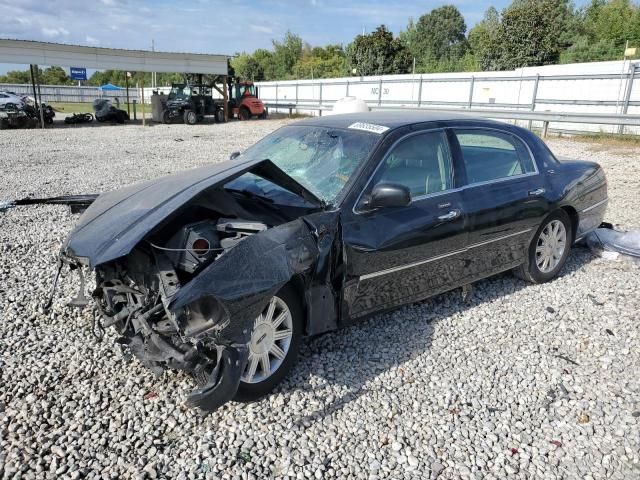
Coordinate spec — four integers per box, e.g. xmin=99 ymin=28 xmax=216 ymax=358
xmin=239 ymin=107 xmax=251 ymax=121
xmin=183 ymin=110 xmax=197 ymax=125
xmin=514 ymin=210 xmax=572 ymax=283
xmin=235 ymin=285 xmax=302 ymax=401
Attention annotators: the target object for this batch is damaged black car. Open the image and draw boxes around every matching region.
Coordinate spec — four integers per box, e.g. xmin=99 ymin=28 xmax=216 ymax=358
xmin=48 ymin=112 xmax=607 ymax=411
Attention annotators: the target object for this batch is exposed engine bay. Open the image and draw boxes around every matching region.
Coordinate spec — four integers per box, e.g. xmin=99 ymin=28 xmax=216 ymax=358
xmin=90 ymin=216 xmax=270 ymax=407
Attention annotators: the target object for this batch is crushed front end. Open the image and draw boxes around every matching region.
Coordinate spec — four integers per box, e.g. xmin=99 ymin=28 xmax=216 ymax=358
xmin=62 ymin=215 xmax=319 ymax=412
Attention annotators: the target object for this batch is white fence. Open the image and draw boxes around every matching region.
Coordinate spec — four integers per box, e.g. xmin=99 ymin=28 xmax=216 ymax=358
xmin=0 ymin=83 xmax=139 ymax=103
xmin=257 ymin=59 xmax=640 ymax=134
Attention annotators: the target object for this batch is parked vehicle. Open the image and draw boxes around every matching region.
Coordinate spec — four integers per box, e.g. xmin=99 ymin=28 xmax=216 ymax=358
xmin=0 ymin=91 xmax=26 ymax=109
xmin=162 ymin=83 xmax=225 ymax=125
xmin=228 ymin=80 xmax=266 ymax=120
xmin=50 ymin=112 xmax=608 ymax=411
xmin=0 ymin=103 xmax=36 ymax=129
xmin=93 ymin=99 xmax=129 ymax=124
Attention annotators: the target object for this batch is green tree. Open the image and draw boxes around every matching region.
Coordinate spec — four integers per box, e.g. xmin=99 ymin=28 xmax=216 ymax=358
xmin=231 ymin=52 xmax=265 ymax=81
xmin=583 ymin=0 xmax=640 ymax=46
xmin=411 ymin=5 xmax=469 ymax=71
xmin=469 ymin=7 xmax=503 ymax=70
xmin=293 ymin=44 xmax=346 ymax=79
xmin=0 ymin=69 xmax=32 ymax=84
xmin=270 ymin=31 xmax=303 ymax=79
xmin=41 ymin=66 xmax=74 ymax=85
xmin=346 ymin=25 xmax=412 ymax=76
xmin=0 ymin=66 xmax=76 ymax=85
xmin=496 ymin=0 xmax=575 ymax=69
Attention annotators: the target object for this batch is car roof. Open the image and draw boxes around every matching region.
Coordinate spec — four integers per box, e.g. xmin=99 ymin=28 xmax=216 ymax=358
xmin=293 ymin=110 xmax=503 ymax=131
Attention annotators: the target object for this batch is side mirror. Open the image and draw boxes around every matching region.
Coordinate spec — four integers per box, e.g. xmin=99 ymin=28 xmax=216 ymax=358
xmin=229 ymin=151 xmax=241 ymax=161
xmin=367 ymin=182 xmax=411 ymax=209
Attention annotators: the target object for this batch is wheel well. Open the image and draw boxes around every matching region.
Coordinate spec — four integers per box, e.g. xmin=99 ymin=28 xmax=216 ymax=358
xmin=285 ymin=276 xmax=308 ymax=332
xmin=560 ymin=205 xmax=579 ymax=241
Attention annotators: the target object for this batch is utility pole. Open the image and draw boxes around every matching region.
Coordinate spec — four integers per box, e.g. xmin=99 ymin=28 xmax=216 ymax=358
xmin=151 ymin=39 xmax=156 ymax=89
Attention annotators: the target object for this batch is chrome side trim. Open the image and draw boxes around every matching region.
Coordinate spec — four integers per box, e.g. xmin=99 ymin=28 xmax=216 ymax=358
xmin=581 ymin=197 xmax=608 ymax=213
xmin=359 ymin=248 xmax=467 ymax=281
xmin=467 ymin=228 xmax=533 ymax=249
xmin=358 ymin=228 xmax=532 ymax=281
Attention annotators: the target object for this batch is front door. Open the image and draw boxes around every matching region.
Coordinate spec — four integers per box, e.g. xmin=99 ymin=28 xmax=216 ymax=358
xmin=341 ymin=129 xmax=468 ymax=320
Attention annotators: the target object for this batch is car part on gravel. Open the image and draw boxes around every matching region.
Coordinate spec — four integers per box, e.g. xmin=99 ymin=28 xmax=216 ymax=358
xmin=586 ymin=226 xmax=640 ymax=261
xmin=0 ymin=194 xmax=99 ymax=214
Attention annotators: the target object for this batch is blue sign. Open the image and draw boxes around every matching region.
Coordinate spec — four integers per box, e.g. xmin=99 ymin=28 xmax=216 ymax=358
xmin=70 ymin=67 xmax=87 ymax=81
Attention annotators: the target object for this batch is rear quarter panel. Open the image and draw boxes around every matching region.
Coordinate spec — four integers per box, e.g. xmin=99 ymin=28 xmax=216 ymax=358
xmin=548 ymin=158 xmax=608 ymax=239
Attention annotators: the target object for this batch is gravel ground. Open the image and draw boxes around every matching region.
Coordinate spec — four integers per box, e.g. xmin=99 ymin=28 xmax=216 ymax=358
xmin=1 ymin=120 xmax=639 ymax=480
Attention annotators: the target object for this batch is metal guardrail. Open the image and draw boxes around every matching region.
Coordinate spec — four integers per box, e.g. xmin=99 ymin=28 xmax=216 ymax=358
xmin=264 ymin=102 xmax=640 ymax=137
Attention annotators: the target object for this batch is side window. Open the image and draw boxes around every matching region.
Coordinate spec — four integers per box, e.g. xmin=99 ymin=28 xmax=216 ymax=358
xmin=372 ymin=130 xmax=453 ymax=198
xmin=455 ymin=130 xmax=536 ymax=185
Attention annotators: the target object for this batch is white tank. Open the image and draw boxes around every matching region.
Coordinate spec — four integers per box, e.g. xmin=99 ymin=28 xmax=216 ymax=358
xmin=329 ymin=96 xmax=370 ymax=115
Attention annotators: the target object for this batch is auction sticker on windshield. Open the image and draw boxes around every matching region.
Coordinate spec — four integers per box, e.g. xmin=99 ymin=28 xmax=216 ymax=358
xmin=348 ymin=122 xmax=390 ymax=134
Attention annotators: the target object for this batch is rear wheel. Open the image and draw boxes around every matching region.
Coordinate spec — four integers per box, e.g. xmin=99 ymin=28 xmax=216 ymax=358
xmin=514 ymin=210 xmax=572 ymax=283
xmin=235 ymin=285 xmax=302 ymax=401
xmin=183 ymin=110 xmax=197 ymax=125
xmin=239 ymin=107 xmax=251 ymax=121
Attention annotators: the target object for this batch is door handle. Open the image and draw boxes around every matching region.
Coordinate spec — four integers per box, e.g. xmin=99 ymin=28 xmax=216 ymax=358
xmin=437 ymin=209 xmax=460 ymax=221
xmin=528 ymin=188 xmax=546 ymax=196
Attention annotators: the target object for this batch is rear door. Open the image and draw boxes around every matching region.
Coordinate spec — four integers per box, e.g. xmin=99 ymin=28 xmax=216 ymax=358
xmin=341 ymin=129 xmax=468 ymax=320
xmin=451 ymin=128 xmax=550 ymax=280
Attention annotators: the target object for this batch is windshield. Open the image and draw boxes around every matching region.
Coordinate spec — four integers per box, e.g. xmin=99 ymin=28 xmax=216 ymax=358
xmin=239 ymin=125 xmax=380 ymax=203
xmin=238 ymin=84 xmax=256 ymax=97
xmin=168 ymin=85 xmax=191 ymax=101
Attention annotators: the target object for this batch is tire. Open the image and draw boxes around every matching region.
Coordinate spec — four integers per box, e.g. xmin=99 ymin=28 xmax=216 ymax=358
xmin=215 ymin=109 xmax=225 ymax=123
xmin=239 ymin=107 xmax=251 ymax=121
xmin=183 ymin=110 xmax=197 ymax=125
xmin=162 ymin=110 xmax=171 ymax=124
xmin=235 ymin=285 xmax=303 ymax=401
xmin=514 ymin=209 xmax=572 ymax=284
xmin=259 ymin=110 xmax=268 ymax=119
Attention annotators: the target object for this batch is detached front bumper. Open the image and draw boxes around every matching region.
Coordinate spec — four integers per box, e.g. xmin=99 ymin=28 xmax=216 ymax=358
xmin=185 ymin=343 xmax=250 ymax=410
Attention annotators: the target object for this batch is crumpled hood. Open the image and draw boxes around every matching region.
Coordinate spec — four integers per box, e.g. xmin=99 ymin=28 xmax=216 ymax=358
xmin=63 ymin=158 xmax=322 ymax=268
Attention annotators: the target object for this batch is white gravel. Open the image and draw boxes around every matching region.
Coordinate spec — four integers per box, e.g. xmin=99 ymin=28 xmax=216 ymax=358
xmin=1 ymin=121 xmax=639 ymax=480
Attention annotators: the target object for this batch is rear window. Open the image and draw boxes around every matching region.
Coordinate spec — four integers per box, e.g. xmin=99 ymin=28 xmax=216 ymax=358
xmin=455 ymin=130 xmax=536 ymax=185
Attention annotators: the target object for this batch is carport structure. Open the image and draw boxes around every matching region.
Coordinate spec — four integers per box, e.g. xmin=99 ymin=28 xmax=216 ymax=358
xmin=0 ymin=39 xmax=229 ymax=127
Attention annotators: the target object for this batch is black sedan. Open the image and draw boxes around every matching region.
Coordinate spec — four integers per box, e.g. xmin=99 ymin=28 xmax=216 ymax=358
xmin=59 ymin=111 xmax=608 ymax=411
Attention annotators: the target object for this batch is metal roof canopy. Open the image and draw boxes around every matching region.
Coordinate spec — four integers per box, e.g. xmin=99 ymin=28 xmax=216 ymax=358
xmin=0 ymin=39 xmax=228 ymax=75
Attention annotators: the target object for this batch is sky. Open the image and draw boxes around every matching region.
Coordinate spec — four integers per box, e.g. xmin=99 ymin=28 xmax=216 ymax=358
xmin=0 ymin=0 xmax=588 ymax=74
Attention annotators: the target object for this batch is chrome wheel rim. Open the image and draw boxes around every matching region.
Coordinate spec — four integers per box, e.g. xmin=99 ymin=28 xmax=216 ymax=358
xmin=241 ymin=296 xmax=293 ymax=384
xmin=536 ymin=219 xmax=567 ymax=273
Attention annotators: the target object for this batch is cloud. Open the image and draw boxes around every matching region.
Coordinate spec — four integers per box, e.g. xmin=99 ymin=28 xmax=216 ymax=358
xmin=250 ymin=24 xmax=275 ymax=35
xmin=86 ymin=35 xmax=99 ymax=44
xmin=41 ymin=27 xmax=70 ymax=37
